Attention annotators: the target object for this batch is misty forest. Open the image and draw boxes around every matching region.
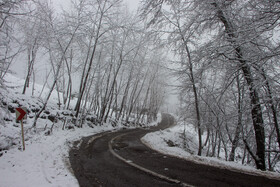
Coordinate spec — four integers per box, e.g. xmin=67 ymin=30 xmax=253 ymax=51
xmin=1 ymin=0 xmax=280 ymax=173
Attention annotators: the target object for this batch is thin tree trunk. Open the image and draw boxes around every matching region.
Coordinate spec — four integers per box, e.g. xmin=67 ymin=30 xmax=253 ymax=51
xmin=260 ymin=68 xmax=280 ymax=150
xmin=32 ymin=17 xmax=80 ymax=127
xmin=229 ymin=72 xmax=243 ymax=161
xmin=74 ymin=2 xmax=107 ymax=117
xmin=118 ymin=67 xmax=133 ymax=120
xmin=178 ymin=27 xmax=202 ymax=156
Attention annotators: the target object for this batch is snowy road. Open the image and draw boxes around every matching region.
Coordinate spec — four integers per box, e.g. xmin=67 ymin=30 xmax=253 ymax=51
xmin=69 ymin=114 xmax=280 ymax=187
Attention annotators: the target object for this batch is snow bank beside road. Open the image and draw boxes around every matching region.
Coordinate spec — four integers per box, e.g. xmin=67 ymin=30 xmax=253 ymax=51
xmin=0 ymin=124 xmax=118 ymax=187
xmin=142 ymin=119 xmax=280 ymax=180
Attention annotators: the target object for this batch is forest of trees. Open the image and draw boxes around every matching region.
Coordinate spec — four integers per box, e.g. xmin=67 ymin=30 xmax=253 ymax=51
xmin=141 ymin=0 xmax=280 ymax=171
xmin=1 ymin=0 xmax=280 ymax=171
xmin=0 ymin=0 xmax=167 ymax=127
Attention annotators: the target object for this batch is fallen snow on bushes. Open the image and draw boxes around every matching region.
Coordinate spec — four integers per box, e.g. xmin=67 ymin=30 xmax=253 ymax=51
xmin=142 ymin=119 xmax=280 ymax=180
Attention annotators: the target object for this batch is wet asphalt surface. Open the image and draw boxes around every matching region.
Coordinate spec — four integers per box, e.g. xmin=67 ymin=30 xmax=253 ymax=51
xmin=69 ymin=114 xmax=280 ymax=187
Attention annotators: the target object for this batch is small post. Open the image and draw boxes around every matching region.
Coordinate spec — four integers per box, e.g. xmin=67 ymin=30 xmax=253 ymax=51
xmin=15 ymin=107 xmax=27 ymax=151
xmin=21 ymin=119 xmax=25 ymax=151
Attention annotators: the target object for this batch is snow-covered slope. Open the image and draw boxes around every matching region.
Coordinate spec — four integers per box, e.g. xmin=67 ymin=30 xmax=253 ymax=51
xmin=0 ymin=125 xmax=117 ymax=187
xmin=0 ymin=74 xmax=157 ymax=187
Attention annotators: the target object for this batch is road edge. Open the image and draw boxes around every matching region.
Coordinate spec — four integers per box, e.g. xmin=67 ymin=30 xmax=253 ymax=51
xmin=108 ymin=132 xmax=193 ymax=187
xmin=141 ymin=125 xmax=280 ymax=181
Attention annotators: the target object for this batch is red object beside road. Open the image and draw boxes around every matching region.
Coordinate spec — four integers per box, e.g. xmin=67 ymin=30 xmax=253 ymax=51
xmin=16 ymin=107 xmax=27 ymax=121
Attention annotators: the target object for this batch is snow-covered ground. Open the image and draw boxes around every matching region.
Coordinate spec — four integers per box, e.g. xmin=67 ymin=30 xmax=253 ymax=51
xmin=142 ymin=119 xmax=280 ymax=180
xmin=0 ymin=74 xmax=158 ymax=187
xmin=0 ymin=125 xmax=117 ymax=187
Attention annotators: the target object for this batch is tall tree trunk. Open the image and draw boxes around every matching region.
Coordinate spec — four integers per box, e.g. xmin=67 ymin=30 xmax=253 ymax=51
xmin=215 ymin=4 xmax=266 ymax=170
xmin=118 ymin=67 xmax=133 ymax=120
xmin=259 ymin=68 xmax=280 ymax=150
xmin=177 ymin=20 xmax=202 ymax=155
xmin=23 ymin=47 xmax=36 ymax=94
xmin=74 ymin=1 xmax=107 ymax=117
xmin=183 ymin=41 xmax=202 ymax=156
xmin=229 ymin=72 xmax=243 ymax=161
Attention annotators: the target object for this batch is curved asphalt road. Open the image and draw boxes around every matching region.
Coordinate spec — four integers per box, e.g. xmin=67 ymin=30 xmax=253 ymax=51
xmin=69 ymin=114 xmax=280 ymax=187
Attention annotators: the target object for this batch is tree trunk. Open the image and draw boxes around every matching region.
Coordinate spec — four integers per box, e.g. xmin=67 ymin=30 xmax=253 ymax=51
xmin=178 ymin=25 xmax=202 ymax=156
xmin=215 ymin=4 xmax=266 ymax=170
xmin=74 ymin=1 xmax=106 ymax=117
xmin=260 ymin=68 xmax=280 ymax=150
xmin=229 ymin=72 xmax=243 ymax=161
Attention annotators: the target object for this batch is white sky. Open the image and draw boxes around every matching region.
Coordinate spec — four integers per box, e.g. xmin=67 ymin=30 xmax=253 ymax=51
xmin=124 ymin=0 xmax=141 ymax=11
xmin=53 ymin=0 xmax=141 ymax=12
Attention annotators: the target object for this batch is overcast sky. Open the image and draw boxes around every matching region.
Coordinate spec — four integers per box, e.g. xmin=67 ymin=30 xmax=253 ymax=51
xmin=53 ymin=0 xmax=141 ymax=12
xmin=124 ymin=0 xmax=141 ymax=11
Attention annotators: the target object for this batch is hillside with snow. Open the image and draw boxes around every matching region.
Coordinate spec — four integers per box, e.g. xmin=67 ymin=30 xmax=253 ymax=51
xmin=0 ymin=74 xmax=159 ymax=187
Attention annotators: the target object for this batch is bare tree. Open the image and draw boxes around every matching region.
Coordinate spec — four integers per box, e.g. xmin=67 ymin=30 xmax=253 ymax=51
xmin=20 ymin=3 xmax=44 ymax=94
xmin=141 ymin=0 xmax=280 ymax=170
xmin=32 ymin=0 xmax=81 ymax=127
xmin=0 ymin=0 xmax=26 ymax=82
xmin=74 ymin=0 xmax=122 ymax=118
